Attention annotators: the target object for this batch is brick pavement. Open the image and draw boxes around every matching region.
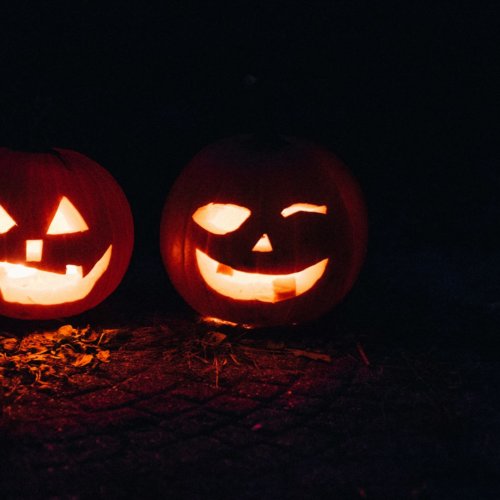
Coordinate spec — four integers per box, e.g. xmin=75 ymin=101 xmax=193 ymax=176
xmin=1 ymin=309 xmax=499 ymax=499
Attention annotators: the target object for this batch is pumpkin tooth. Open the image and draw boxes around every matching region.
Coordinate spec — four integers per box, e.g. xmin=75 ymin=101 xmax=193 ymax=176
xmin=272 ymin=277 xmax=296 ymax=300
xmin=216 ymin=263 xmax=234 ymax=276
xmin=66 ymin=265 xmax=83 ymax=278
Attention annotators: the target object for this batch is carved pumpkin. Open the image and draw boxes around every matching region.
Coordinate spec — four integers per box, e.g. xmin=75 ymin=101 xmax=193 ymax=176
xmin=160 ymin=135 xmax=367 ymax=327
xmin=0 ymin=148 xmax=134 ymax=319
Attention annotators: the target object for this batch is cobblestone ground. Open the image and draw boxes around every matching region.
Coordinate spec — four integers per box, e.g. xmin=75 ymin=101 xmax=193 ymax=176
xmin=1 ymin=303 xmax=499 ymax=499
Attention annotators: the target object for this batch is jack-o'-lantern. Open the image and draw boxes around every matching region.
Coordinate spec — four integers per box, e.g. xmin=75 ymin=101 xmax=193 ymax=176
xmin=160 ymin=134 xmax=367 ymax=327
xmin=0 ymin=148 xmax=134 ymax=319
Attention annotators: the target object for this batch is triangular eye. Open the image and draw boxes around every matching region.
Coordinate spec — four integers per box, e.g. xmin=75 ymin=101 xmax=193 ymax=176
xmin=0 ymin=204 xmax=17 ymax=234
xmin=47 ymin=196 xmax=89 ymax=235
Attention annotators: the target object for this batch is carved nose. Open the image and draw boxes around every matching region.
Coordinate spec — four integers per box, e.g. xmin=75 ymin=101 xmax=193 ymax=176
xmin=26 ymin=240 xmax=43 ymax=262
xmin=252 ymin=233 xmax=273 ymax=252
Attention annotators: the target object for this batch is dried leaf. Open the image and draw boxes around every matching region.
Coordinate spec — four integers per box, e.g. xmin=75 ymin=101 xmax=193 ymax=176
xmin=96 ymin=350 xmax=110 ymax=363
xmin=73 ymin=353 xmax=93 ymax=367
xmin=287 ymin=348 xmax=331 ymax=363
xmin=102 ymin=329 xmax=121 ymax=335
xmin=42 ymin=331 xmax=59 ymax=342
xmin=206 ymin=332 xmax=227 ymax=346
xmin=28 ymin=353 xmax=52 ymax=362
xmin=81 ymin=330 xmax=100 ymax=343
xmin=80 ymin=325 xmax=91 ymax=336
xmin=1 ymin=338 xmax=19 ymax=351
xmin=57 ymin=324 xmax=76 ymax=337
xmin=39 ymin=364 xmax=56 ymax=377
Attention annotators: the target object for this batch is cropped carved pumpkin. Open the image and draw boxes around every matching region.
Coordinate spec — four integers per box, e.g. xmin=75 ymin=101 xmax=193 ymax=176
xmin=0 ymin=148 xmax=134 ymax=319
xmin=160 ymin=135 xmax=367 ymax=327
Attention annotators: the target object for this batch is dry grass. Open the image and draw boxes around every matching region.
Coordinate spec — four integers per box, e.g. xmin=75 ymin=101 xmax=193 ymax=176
xmin=177 ymin=318 xmax=333 ymax=387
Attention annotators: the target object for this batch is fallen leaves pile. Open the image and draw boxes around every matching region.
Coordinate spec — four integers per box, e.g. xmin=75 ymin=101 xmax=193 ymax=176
xmin=0 ymin=325 xmax=124 ymax=400
xmin=0 ymin=320 xmax=336 ymax=398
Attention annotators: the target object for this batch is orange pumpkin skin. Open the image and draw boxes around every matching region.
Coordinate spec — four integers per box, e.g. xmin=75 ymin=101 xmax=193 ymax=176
xmin=0 ymin=148 xmax=134 ymax=320
xmin=160 ymin=135 xmax=368 ymax=327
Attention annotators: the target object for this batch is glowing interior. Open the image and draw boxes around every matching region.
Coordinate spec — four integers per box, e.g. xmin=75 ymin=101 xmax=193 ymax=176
xmin=47 ymin=197 xmax=89 ymax=235
xmin=0 ymin=245 xmax=112 ymax=305
xmin=26 ymin=240 xmax=43 ymax=262
xmin=192 ymin=203 xmax=251 ymax=235
xmin=196 ymin=249 xmax=328 ymax=303
xmin=252 ymin=233 xmax=273 ymax=252
xmin=0 ymin=205 xmax=17 ymax=234
xmin=281 ymin=203 xmax=328 ymax=218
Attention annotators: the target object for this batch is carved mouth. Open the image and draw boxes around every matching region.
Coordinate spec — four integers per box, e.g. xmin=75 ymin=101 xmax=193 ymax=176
xmin=0 ymin=245 xmax=112 ymax=305
xmin=195 ymin=249 xmax=328 ymax=303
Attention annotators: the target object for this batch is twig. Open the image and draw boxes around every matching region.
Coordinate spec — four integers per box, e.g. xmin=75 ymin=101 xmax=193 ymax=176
xmin=356 ymin=342 xmax=371 ymax=367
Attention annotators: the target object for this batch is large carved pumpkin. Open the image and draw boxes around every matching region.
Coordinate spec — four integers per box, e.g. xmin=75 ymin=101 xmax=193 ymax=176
xmin=0 ymin=148 xmax=134 ymax=319
xmin=160 ymin=135 xmax=367 ymax=327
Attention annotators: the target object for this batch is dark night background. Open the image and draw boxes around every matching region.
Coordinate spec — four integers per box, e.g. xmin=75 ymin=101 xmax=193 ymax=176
xmin=0 ymin=1 xmax=499 ymax=498
xmin=0 ymin=1 xmax=498 ymax=315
